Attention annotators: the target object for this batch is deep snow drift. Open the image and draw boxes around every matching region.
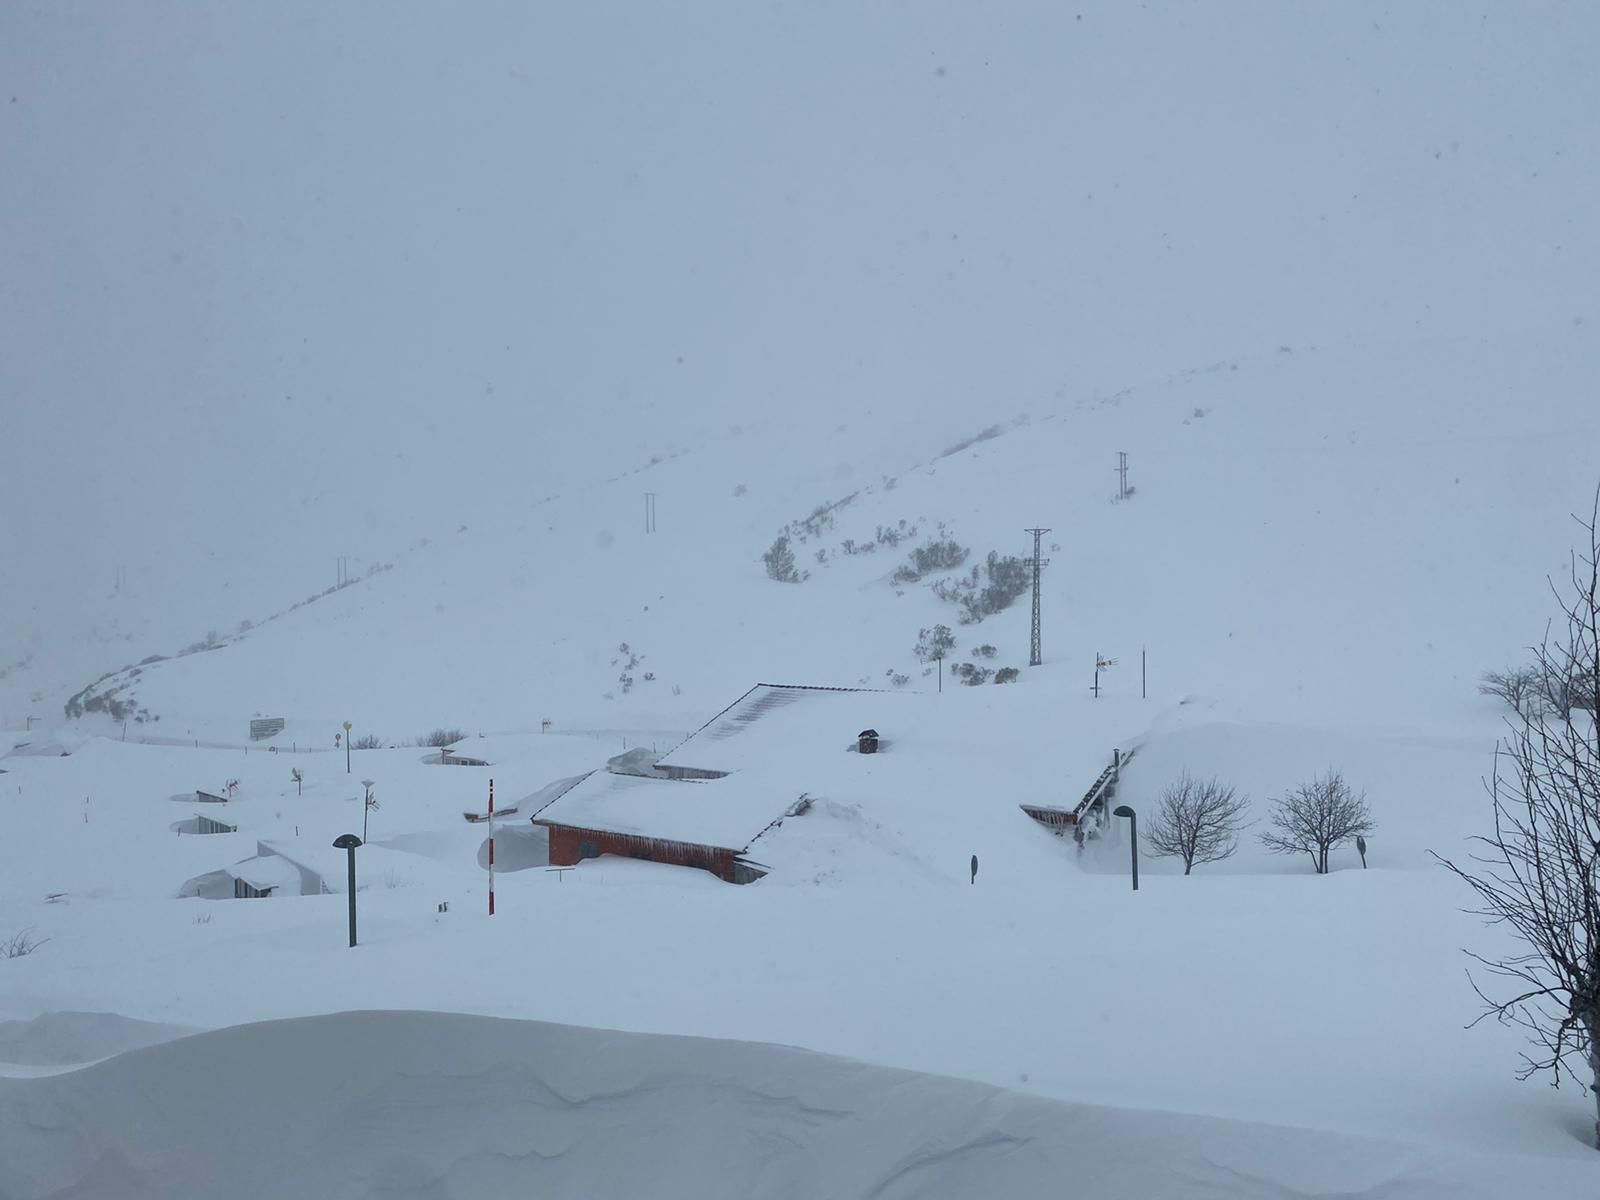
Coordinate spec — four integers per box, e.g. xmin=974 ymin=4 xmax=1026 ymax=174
xmin=4 ymin=1010 xmax=1596 ymax=1200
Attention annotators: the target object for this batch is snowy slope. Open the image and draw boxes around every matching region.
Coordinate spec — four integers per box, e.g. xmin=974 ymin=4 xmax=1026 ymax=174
xmin=4 ymin=2 xmax=1598 ymax=727
xmin=4 ymin=3 xmax=1600 ymax=1190
xmin=39 ymin=330 xmax=1600 ymax=745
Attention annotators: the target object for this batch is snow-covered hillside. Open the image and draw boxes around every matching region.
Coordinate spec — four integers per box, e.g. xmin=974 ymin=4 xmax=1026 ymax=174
xmin=4 ymin=2 xmax=1600 ymax=1194
xmin=4 ymin=2 xmax=1598 ymax=729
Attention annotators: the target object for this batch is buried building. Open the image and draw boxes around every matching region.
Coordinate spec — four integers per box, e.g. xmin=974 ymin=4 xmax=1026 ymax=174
xmin=179 ymin=841 xmax=331 ymax=900
xmin=530 ymin=684 xmax=884 ymax=883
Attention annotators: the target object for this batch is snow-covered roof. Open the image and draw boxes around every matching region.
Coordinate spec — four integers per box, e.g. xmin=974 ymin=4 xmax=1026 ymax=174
xmin=659 ymin=684 xmax=917 ymax=773
xmin=532 ymin=769 xmax=798 ymax=851
xmin=229 ymin=855 xmax=304 ymax=893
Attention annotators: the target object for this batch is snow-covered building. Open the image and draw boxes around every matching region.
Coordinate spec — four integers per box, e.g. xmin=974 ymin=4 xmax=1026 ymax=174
xmin=531 ymin=684 xmax=884 ymax=883
xmin=179 ymin=840 xmax=331 ymax=900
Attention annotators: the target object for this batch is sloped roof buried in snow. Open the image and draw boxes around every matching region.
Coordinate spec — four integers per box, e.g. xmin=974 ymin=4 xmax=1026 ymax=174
xmin=531 ymin=769 xmax=796 ymax=851
xmin=658 ymin=684 xmax=917 ymax=773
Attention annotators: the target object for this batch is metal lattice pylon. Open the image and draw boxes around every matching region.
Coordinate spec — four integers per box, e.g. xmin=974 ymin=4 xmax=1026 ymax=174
xmin=1025 ymin=527 xmax=1051 ymax=666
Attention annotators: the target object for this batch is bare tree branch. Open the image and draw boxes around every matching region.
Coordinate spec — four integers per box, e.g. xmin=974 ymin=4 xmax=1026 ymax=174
xmin=1145 ymin=773 xmax=1250 ymax=874
xmin=1435 ymin=488 xmax=1600 ymax=1145
xmin=1260 ymin=770 xmax=1374 ymax=875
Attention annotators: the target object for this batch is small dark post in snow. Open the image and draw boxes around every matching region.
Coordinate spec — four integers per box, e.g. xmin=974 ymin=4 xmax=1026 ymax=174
xmin=333 ymin=834 xmax=362 ymax=946
xmin=1356 ymin=835 xmax=1368 ymax=869
xmin=970 ymin=854 xmax=978 ymax=885
xmin=1113 ymin=805 xmax=1138 ymax=891
xmin=1142 ymin=646 xmax=1147 ymax=700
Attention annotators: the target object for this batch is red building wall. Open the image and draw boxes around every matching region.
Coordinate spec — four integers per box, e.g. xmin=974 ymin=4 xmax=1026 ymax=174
xmin=544 ymin=824 xmax=740 ymax=883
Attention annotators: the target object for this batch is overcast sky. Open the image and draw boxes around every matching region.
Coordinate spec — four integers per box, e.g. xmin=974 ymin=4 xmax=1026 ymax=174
xmin=4 ymin=2 xmax=1596 ymax=686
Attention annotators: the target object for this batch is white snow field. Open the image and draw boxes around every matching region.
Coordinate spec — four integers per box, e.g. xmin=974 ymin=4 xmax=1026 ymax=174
xmin=4 ymin=1010 xmax=1597 ymax=1200
xmin=4 ymin=0 xmax=1600 ymax=1195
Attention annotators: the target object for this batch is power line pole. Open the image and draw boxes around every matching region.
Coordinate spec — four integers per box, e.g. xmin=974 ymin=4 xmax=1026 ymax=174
xmin=1024 ymin=528 xmax=1051 ymax=667
xmin=1115 ymin=451 xmax=1130 ymax=500
xmin=644 ymin=492 xmax=657 ymax=533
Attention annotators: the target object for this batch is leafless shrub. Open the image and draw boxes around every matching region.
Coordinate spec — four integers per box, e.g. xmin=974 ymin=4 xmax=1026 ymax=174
xmin=351 ymin=733 xmax=383 ymax=750
xmin=1 ymin=929 xmax=49 ymax=959
xmin=1260 ymin=770 xmax=1374 ymax=874
xmin=1147 ymin=773 xmax=1250 ymax=874
xmin=1435 ymin=491 xmax=1600 ymax=1143
xmin=417 ymin=728 xmax=468 ymax=748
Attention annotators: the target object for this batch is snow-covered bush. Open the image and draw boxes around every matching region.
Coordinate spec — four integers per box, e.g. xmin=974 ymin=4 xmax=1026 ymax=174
xmin=891 ymin=535 xmax=969 ymax=584
xmin=951 ymin=663 xmax=991 ymax=686
xmin=914 ymin=625 xmax=956 ymax=663
xmin=763 ymin=536 xmax=799 ymax=583
xmin=418 ymin=728 xmax=468 ymax=748
xmin=993 ymin=667 xmax=1020 ymax=683
xmin=931 ymin=552 xmax=1032 ymax=624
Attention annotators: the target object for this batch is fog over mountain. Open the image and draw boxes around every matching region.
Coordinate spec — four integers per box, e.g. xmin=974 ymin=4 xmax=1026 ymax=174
xmin=6 ymin=2 xmax=1596 ymax=723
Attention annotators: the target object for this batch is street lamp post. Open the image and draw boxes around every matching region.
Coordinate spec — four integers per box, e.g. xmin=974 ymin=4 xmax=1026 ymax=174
xmin=1113 ymin=804 xmax=1138 ymax=891
xmin=332 ymin=833 xmax=362 ymax=946
xmin=343 ymin=721 xmax=352 ymax=773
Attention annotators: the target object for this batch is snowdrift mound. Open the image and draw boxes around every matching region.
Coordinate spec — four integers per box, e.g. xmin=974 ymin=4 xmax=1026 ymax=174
xmin=0 ymin=1011 xmax=193 ymax=1068
xmin=1 ymin=1010 xmax=1592 ymax=1199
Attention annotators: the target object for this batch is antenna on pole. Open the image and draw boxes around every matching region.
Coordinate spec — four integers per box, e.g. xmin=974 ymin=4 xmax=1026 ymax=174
xmin=1024 ymin=528 xmax=1051 ymax=667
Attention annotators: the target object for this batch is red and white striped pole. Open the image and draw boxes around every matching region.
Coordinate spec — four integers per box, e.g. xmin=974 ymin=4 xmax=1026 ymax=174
xmin=487 ymin=778 xmax=496 ymax=916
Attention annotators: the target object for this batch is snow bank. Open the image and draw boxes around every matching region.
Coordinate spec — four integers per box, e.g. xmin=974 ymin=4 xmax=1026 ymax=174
xmin=0 ymin=1011 xmax=193 ymax=1068
xmin=2 ymin=1010 xmax=1594 ymax=1200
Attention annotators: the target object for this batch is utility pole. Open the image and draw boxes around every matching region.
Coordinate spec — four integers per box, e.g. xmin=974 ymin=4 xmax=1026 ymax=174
xmin=1115 ymin=452 xmax=1130 ymax=500
xmin=337 ymin=556 xmax=352 ymax=587
xmin=1024 ymin=528 xmax=1051 ymax=667
xmin=644 ymin=492 xmax=657 ymax=534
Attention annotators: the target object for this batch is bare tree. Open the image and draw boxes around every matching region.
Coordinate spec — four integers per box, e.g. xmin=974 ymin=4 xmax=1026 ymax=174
xmin=1479 ymin=666 xmax=1545 ymax=718
xmin=1145 ymin=773 xmax=1250 ymax=874
xmin=1435 ymin=492 xmax=1600 ymax=1145
xmin=1260 ymin=770 xmax=1374 ymax=874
